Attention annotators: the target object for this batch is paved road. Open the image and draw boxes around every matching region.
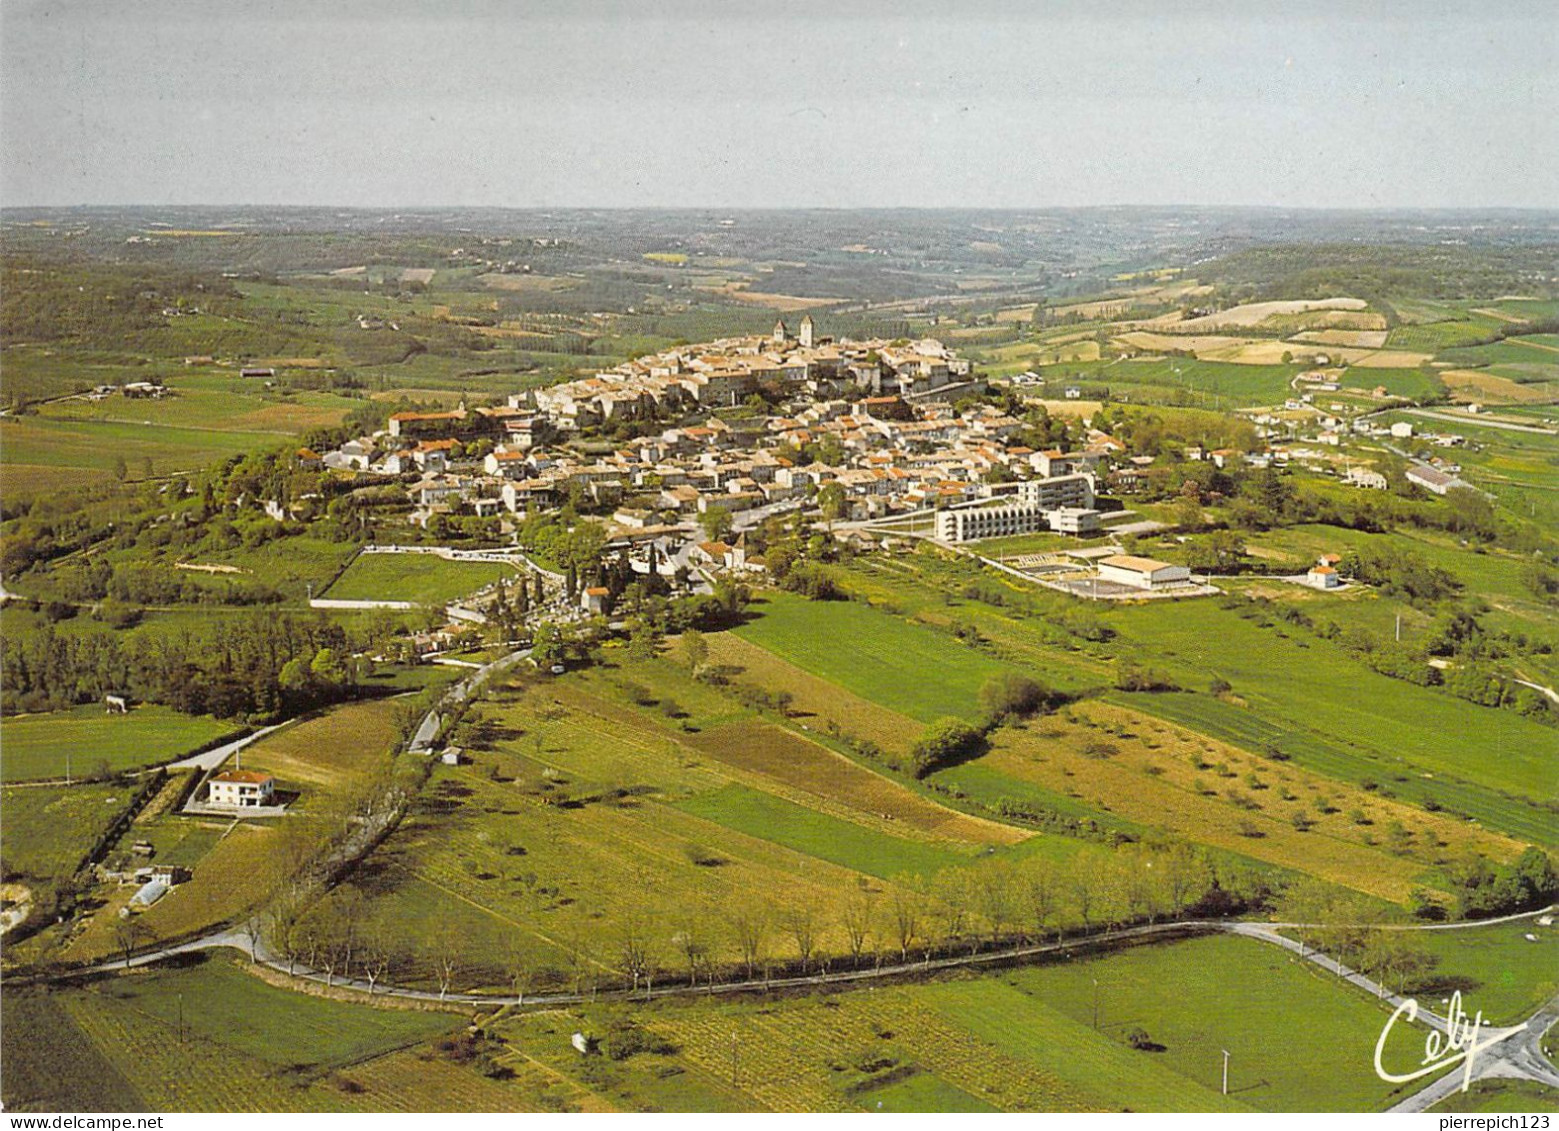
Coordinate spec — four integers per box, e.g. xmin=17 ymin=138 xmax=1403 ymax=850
xmin=1513 ymin=678 xmax=1559 ymax=707
xmin=53 ymin=896 xmax=1559 ymax=1111
xmin=409 ymin=647 xmax=532 ymax=754
xmin=1401 ymin=407 xmax=1557 ymax=436
xmin=167 ymin=724 xmax=284 ymax=771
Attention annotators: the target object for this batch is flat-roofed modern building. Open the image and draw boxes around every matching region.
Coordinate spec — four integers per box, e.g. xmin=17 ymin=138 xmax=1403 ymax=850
xmin=1096 ymin=554 xmax=1192 ymax=590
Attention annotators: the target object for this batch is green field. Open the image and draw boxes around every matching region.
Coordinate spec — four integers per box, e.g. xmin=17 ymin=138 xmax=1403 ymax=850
xmin=1386 ymin=316 xmax=1508 ymax=352
xmin=0 ymin=781 xmax=128 ymax=878
xmin=36 ymin=382 xmax=360 ymax=435
xmin=493 ymin=932 xmax=1429 ymax=1112
xmin=0 ymin=956 xmax=462 ymax=1112
xmin=1103 ymin=599 xmax=1556 ymax=803
xmin=1 ymin=704 xmax=238 ymax=783
xmin=733 ymin=593 xmax=1019 ymax=723
xmin=859 ymin=1071 xmax=999 ymax=1112
xmin=1412 ymin=919 xmax=1559 ymax=1024
xmin=1115 ymin=689 xmax=1555 ymax=848
xmin=0 ymin=415 xmax=268 ymax=480
xmin=1432 ymin=1079 xmax=1559 ymax=1113
xmin=1042 ymin=357 xmax=1301 ymax=407
xmin=90 ymin=955 xmax=453 ymax=1066
xmin=0 ymin=991 xmax=142 ymax=1112
xmin=201 ymin=534 xmax=364 ymax=601
xmin=323 ymin=552 xmax=517 ymax=605
xmin=988 ymin=933 xmax=1413 ymax=1111
xmin=678 ymin=783 xmax=979 ymax=880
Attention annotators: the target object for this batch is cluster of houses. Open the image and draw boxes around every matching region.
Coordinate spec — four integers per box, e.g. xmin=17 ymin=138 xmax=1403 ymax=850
xmin=83 ymin=381 xmax=168 ymax=401
xmin=531 ymin=316 xmax=977 ymax=423
xmin=299 ymin=324 xmax=1143 ymax=550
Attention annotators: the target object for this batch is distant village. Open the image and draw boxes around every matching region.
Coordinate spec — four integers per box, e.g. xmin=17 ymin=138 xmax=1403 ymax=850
xmin=295 ymin=318 xmax=1134 ymax=566
xmin=273 ymin=316 xmax=1491 ymax=603
xmin=46 ymin=314 xmax=1484 ymax=616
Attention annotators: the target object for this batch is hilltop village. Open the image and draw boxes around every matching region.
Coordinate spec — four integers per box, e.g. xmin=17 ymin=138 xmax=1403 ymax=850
xmin=298 ymin=318 xmax=1143 ymax=579
xmin=292 ymin=315 xmax=1459 ymax=604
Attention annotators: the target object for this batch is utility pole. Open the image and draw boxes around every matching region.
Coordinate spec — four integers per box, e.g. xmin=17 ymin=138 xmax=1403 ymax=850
xmin=1222 ymin=1049 xmax=1230 ymax=1095
xmin=730 ymin=1029 xmax=739 ymax=1087
xmin=1395 ymin=613 xmax=1401 ymax=643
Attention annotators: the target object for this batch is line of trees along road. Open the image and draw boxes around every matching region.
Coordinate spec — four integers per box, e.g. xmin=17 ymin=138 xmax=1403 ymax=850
xmin=256 ymin=839 xmax=1286 ymax=999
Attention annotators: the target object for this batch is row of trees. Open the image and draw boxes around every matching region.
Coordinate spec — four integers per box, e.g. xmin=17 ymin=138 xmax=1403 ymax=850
xmin=259 ymin=840 xmax=1278 ymax=998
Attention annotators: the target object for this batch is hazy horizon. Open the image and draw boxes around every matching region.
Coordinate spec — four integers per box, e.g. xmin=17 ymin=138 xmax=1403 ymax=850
xmin=3 ymin=0 xmax=1556 ymax=211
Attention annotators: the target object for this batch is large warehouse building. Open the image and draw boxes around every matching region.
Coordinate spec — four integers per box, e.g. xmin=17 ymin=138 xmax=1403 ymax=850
xmin=1095 ymin=554 xmax=1192 ymax=590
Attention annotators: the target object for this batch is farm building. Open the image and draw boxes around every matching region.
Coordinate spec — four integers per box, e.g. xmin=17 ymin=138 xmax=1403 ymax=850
xmin=207 ymin=769 xmax=275 ymax=809
xmin=1405 ymin=465 xmax=1463 ymax=496
xmin=129 ymin=877 xmax=170 ymax=908
xmin=1307 ymin=564 xmax=1340 ymax=589
xmin=1096 ymin=554 xmax=1192 ymax=591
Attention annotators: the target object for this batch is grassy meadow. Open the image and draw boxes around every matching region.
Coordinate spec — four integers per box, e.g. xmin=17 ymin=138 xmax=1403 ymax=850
xmin=324 ymin=552 xmax=518 ymax=605
xmin=1 ymin=704 xmax=238 ymax=782
xmin=491 ymin=932 xmax=1428 ymax=1112
xmin=0 ymin=956 xmax=485 ymax=1113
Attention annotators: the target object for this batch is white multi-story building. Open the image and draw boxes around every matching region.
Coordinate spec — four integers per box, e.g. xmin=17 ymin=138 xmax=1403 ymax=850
xmin=1014 ymin=473 xmax=1096 ymax=511
xmin=207 ymin=769 xmax=275 ymax=809
xmin=936 ymin=499 xmax=1047 ymax=542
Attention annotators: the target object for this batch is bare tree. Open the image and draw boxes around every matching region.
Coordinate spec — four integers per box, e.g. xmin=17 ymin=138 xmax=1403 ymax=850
xmin=240 ymin=914 xmax=264 ymax=963
xmin=889 ymin=890 xmax=919 ymax=962
xmin=504 ymin=939 xmax=535 ymax=1004
xmin=435 ymin=929 xmax=464 ymax=1001
xmin=618 ymin=912 xmax=657 ymax=994
xmin=1160 ymin=843 xmax=1210 ymax=919
xmin=1119 ymin=849 xmax=1155 ymax=925
xmin=265 ymin=894 xmax=305 ymax=974
xmin=840 ymin=888 xmax=876 ymax=967
xmin=361 ymin=930 xmax=391 ymax=996
xmin=113 ymin=917 xmax=154 ymax=968
xmin=1070 ymin=861 xmax=1098 ymax=932
xmin=977 ymin=863 xmax=1016 ymax=947
xmin=673 ymin=914 xmax=708 ymax=988
xmin=563 ymin=930 xmax=594 ymax=997
xmin=333 ymin=887 xmax=366 ymax=976
xmin=1024 ymin=859 xmax=1058 ymax=942
xmin=1278 ymin=876 xmax=1333 ymax=959
xmin=728 ymin=909 xmax=767 ymax=980
xmin=931 ymin=870 xmax=972 ymax=952
xmin=780 ymin=906 xmax=818 ymax=973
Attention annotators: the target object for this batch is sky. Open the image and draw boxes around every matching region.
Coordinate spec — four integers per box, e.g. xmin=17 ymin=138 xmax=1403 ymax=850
xmin=2 ymin=0 xmax=1555 ymax=210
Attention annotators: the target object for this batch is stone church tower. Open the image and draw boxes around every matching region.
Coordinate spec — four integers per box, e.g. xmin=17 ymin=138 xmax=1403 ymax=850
xmin=799 ymin=314 xmax=815 ymax=348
